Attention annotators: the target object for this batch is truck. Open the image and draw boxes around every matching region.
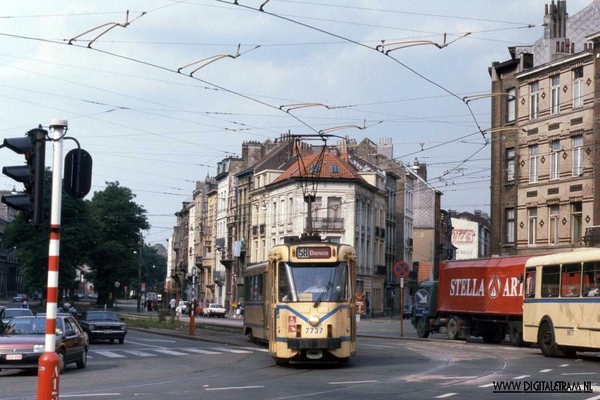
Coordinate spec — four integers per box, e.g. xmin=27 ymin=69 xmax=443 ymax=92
xmin=411 ymin=255 xmax=532 ymax=346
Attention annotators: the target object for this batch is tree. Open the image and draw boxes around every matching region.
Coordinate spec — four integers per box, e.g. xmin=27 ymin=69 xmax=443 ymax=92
xmin=87 ymin=182 xmax=149 ymax=305
xmin=4 ymin=169 xmax=93 ymax=297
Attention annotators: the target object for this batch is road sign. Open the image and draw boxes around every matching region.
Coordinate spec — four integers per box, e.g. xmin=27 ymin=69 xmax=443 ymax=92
xmin=393 ymin=261 xmax=410 ymax=278
xmin=416 ymin=289 xmax=429 ymax=305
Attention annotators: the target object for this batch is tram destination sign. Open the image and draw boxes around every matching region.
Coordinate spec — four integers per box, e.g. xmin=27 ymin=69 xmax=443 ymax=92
xmin=297 ymin=246 xmax=332 ymax=259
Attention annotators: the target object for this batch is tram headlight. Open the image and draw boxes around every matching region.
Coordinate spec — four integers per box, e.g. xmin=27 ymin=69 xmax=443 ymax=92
xmin=309 ymin=315 xmax=320 ymax=326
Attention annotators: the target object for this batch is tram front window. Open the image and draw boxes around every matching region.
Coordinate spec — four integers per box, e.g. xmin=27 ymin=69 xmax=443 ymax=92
xmin=279 ymin=262 xmax=348 ymax=302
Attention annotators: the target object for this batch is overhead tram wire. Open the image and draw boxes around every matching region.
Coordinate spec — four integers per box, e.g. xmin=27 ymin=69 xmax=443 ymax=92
xmin=221 ymin=0 xmax=489 ymax=142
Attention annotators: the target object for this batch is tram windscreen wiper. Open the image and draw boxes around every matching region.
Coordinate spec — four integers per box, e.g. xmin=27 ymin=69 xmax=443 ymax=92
xmin=313 ymin=281 xmax=333 ymax=307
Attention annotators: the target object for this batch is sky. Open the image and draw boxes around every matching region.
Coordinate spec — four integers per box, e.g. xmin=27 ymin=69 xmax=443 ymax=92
xmin=0 ymin=0 xmax=593 ymax=246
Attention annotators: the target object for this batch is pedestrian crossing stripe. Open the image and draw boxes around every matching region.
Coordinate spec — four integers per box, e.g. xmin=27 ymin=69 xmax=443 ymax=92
xmin=88 ymin=346 xmax=264 ymax=359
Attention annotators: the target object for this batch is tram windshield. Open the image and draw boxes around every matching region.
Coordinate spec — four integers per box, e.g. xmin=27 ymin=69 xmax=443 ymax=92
xmin=278 ymin=262 xmax=349 ymax=302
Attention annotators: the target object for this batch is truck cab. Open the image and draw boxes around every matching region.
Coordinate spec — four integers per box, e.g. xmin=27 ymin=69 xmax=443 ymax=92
xmin=412 ymin=281 xmax=438 ymax=338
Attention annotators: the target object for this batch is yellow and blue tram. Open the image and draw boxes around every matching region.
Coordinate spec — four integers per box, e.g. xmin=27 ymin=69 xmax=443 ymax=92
xmin=243 ymin=237 xmax=357 ymax=364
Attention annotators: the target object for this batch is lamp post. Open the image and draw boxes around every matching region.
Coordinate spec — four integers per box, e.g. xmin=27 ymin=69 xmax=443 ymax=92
xmin=136 ymin=233 xmax=142 ymax=313
xmin=189 ymin=267 xmax=196 ymax=336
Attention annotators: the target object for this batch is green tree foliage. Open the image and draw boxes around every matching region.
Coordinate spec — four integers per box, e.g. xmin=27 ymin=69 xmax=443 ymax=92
xmin=4 ymin=170 xmax=93 ymax=295
xmin=86 ymin=182 xmax=149 ymax=304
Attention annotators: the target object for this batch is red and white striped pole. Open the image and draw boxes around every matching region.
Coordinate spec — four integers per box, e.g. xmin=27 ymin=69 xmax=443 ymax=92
xmin=38 ymin=119 xmax=67 ymax=400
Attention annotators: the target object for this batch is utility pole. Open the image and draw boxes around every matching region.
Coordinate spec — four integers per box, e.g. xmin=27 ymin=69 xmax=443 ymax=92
xmin=136 ymin=232 xmax=142 ymax=313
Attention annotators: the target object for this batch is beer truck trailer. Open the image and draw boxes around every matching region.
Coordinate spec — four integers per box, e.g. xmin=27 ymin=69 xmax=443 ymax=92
xmin=412 ymin=255 xmax=532 ymax=346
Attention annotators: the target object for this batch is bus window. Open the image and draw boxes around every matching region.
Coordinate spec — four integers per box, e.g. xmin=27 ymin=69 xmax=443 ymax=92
xmin=541 ymin=265 xmax=560 ymax=297
xmin=583 ymin=261 xmax=600 ymax=296
xmin=560 ymin=263 xmax=582 ymax=297
xmin=525 ymin=268 xmax=536 ymax=298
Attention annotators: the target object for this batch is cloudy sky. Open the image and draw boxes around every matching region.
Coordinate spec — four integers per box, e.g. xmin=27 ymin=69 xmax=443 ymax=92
xmin=0 ymin=0 xmax=592 ymax=245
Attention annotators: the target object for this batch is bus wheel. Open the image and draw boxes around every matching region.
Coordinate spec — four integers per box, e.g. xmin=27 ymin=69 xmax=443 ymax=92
xmin=538 ymin=322 xmax=559 ymax=357
xmin=447 ymin=317 xmax=459 ymax=340
xmin=509 ymin=323 xmax=523 ymax=347
xmin=416 ymin=318 xmax=430 ymax=338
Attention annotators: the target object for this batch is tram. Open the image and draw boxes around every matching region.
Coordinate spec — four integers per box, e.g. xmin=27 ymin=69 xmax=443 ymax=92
xmin=243 ymin=235 xmax=357 ymax=365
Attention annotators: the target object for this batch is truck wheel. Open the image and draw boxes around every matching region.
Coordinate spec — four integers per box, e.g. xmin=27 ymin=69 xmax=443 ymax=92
xmin=416 ymin=318 xmax=430 ymax=338
xmin=509 ymin=323 xmax=523 ymax=347
xmin=447 ymin=317 xmax=459 ymax=340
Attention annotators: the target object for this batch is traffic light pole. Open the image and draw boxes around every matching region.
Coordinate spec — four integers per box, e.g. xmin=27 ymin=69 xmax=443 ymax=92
xmin=38 ymin=120 xmax=67 ymax=400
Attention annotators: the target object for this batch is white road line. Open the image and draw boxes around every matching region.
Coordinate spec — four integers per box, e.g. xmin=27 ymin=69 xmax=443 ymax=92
xmin=540 ymin=369 xmax=552 ymax=373
xmin=479 ymin=383 xmax=494 ymax=388
xmin=585 ymin=395 xmax=600 ymax=400
xmin=434 ymin=393 xmax=458 ymax=398
xmin=329 ymin=380 xmax=377 ymax=385
xmin=182 ymin=348 xmax=222 ymax=355
xmin=90 ymin=350 xmax=126 ymax=358
xmin=123 ymin=350 xmax=157 ymax=357
xmin=238 ymin=346 xmax=269 ymax=352
xmin=513 ymin=375 xmax=530 ymax=380
xmin=562 ymin=372 xmax=597 ymax=376
xmin=559 ymin=364 xmax=570 ymax=367
xmin=153 ymin=349 xmax=189 ymax=356
xmin=205 ymin=386 xmax=264 ymax=391
xmin=210 ymin=347 xmax=253 ymax=354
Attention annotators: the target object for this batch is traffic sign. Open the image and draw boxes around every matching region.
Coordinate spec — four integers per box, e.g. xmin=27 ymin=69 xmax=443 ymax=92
xmin=416 ymin=289 xmax=429 ymax=305
xmin=393 ymin=261 xmax=410 ymax=278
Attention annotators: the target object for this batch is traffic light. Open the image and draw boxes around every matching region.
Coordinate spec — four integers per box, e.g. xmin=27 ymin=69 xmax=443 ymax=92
xmin=1 ymin=128 xmax=46 ymax=225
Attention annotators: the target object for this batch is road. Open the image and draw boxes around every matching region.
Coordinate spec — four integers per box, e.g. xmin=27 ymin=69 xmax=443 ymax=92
xmin=1 ymin=310 xmax=600 ymax=400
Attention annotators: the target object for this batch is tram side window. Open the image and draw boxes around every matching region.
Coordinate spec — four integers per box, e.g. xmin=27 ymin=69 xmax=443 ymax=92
xmin=279 ymin=264 xmax=290 ymax=301
xmin=583 ymin=262 xmax=600 ymax=297
xmin=541 ymin=265 xmax=560 ymax=297
xmin=525 ymin=268 xmax=536 ymax=298
xmin=560 ymin=263 xmax=582 ymax=297
xmin=244 ymin=275 xmax=263 ymax=301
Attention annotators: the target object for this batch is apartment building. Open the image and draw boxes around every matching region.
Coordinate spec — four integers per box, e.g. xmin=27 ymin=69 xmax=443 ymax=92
xmin=489 ymin=0 xmax=600 ymax=255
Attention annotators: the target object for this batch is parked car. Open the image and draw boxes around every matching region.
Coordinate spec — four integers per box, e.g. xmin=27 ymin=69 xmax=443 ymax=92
xmin=202 ymin=303 xmax=226 ymax=318
xmin=12 ymin=294 xmax=28 ymax=302
xmin=78 ymin=311 xmax=127 ymax=344
xmin=0 ymin=314 xmax=88 ymax=373
xmin=0 ymin=308 xmax=34 ymax=324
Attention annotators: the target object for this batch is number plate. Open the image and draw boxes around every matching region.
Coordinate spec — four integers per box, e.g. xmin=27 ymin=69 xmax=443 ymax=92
xmin=6 ymin=354 xmax=23 ymax=360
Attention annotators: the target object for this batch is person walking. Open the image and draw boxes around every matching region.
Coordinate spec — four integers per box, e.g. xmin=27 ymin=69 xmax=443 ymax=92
xmin=169 ymin=297 xmax=176 ymax=315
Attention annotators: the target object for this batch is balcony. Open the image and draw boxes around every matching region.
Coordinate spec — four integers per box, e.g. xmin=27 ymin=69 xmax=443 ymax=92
xmin=308 ymin=217 xmax=344 ymax=232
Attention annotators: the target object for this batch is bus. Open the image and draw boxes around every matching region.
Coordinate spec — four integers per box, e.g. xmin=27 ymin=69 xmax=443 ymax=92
xmin=243 ymin=236 xmax=357 ymax=365
xmin=522 ymin=247 xmax=600 ymax=357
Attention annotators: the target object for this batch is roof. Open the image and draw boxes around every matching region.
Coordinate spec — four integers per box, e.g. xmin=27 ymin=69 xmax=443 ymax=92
xmin=271 ymin=150 xmax=366 ymax=184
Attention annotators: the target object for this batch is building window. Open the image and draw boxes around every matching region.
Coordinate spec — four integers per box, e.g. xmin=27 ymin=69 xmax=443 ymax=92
xmin=550 ymin=140 xmax=560 ymax=180
xmin=573 ymin=67 xmax=583 ymax=109
xmin=506 ymin=148 xmax=515 ymax=182
xmin=529 ymin=144 xmax=538 ymax=183
xmin=571 ymin=202 xmax=582 ymax=244
xmin=572 ymin=135 xmax=583 ymax=176
xmin=528 ymin=207 xmax=537 ymax=245
xmin=548 ymin=205 xmax=559 ymax=245
xmin=550 ymin=75 xmax=560 ymax=115
xmin=507 ymin=87 xmax=516 ymax=122
xmin=530 ymin=81 xmax=539 ymax=120
xmin=506 ymin=208 xmax=515 ymax=244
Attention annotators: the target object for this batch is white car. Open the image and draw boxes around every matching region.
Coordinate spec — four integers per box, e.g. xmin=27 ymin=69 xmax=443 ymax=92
xmin=202 ymin=303 xmax=226 ymax=318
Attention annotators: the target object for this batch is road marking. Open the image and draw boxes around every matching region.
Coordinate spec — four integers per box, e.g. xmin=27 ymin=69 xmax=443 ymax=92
xmin=123 ymin=350 xmax=156 ymax=357
xmin=562 ymin=372 xmax=597 ymax=376
xmin=153 ymin=349 xmax=189 ymax=356
xmin=90 ymin=350 xmax=126 ymax=358
xmin=182 ymin=348 xmax=222 ymax=355
xmin=329 ymin=380 xmax=377 ymax=385
xmin=559 ymin=364 xmax=569 ymax=367
xmin=513 ymin=375 xmax=530 ymax=380
xmin=239 ymin=346 xmax=269 ymax=352
xmin=539 ymin=369 xmax=552 ymax=373
xmin=479 ymin=383 xmax=494 ymax=388
xmin=210 ymin=346 xmax=252 ymax=354
xmin=205 ymin=386 xmax=264 ymax=391
xmin=434 ymin=394 xmax=457 ymax=398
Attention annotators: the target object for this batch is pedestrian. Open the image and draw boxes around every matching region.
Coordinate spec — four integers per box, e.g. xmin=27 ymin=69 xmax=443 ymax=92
xmin=147 ymin=299 xmax=153 ymax=312
xmin=177 ymin=299 xmax=184 ymax=319
xmin=238 ymin=303 xmax=245 ymax=318
xmin=169 ymin=297 xmax=176 ymax=315
xmin=22 ymin=299 xmax=29 ymax=309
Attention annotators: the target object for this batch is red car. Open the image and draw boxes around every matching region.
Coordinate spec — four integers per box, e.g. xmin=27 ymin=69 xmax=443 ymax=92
xmin=0 ymin=314 xmax=89 ymax=373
